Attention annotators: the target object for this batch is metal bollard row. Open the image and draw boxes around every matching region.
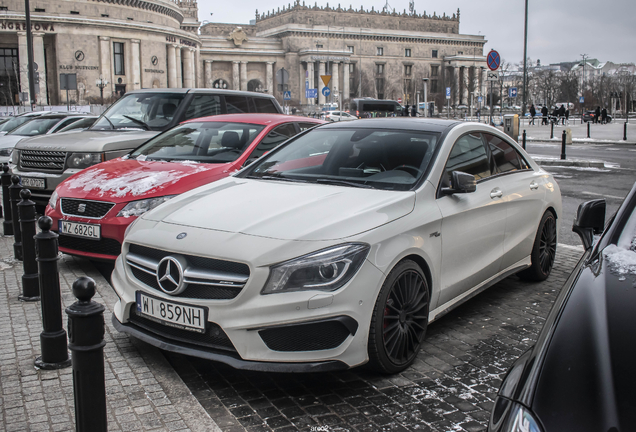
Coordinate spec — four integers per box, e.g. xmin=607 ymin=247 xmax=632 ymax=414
xmin=18 ymin=189 xmax=39 ymax=301
xmin=2 ymin=164 xmax=13 ymax=236
xmin=10 ymin=175 xmax=23 ymax=260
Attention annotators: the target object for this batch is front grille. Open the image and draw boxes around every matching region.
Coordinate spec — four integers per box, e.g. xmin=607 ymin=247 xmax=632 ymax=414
xmin=57 ymin=234 xmax=122 ymax=257
xmin=129 ymin=244 xmax=250 ymax=276
xmin=128 ymin=308 xmax=236 ymax=352
xmin=61 ymin=199 xmax=115 ymax=218
xmin=130 ymin=267 xmax=241 ymax=299
xmin=259 ymin=320 xmax=353 ymax=352
xmin=19 ymin=150 xmax=66 ymax=172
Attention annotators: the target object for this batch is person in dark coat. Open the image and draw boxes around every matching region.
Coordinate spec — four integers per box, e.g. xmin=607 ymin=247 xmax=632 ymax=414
xmin=551 ymin=107 xmax=559 ymax=124
xmin=601 ymin=107 xmax=608 ymax=124
xmin=530 ymin=104 xmax=536 ymax=125
xmin=559 ymin=104 xmax=566 ymax=124
xmin=411 ymin=105 xmax=417 ymax=117
xmin=541 ymin=105 xmax=549 ymax=125
xmin=594 ymin=106 xmax=601 ymax=124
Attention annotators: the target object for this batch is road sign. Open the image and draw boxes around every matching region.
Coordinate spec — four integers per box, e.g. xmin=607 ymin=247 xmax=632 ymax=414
xmin=60 ymin=73 xmax=77 ymax=90
xmin=283 ymin=91 xmax=291 ymax=100
xmin=478 ymin=96 xmax=483 ymax=103
xmin=276 ymin=68 xmax=289 ymax=85
xmin=320 ymin=75 xmax=331 ymax=86
xmin=486 ymin=71 xmax=499 ymax=81
xmin=579 ymin=96 xmax=584 ymax=103
xmin=322 ymin=87 xmax=331 ymax=97
xmin=509 ymin=87 xmax=517 ymax=98
xmin=306 ymin=88 xmax=318 ymax=99
xmin=397 ymin=98 xmax=402 ymax=104
xmin=305 ymin=80 xmax=309 ymax=90
xmin=487 ymin=50 xmax=501 ymax=71
xmin=445 ymin=87 xmax=451 ymax=100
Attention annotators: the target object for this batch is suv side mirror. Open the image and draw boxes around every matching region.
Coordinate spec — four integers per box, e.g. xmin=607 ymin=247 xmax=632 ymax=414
xmin=441 ymin=171 xmax=477 ymax=196
xmin=572 ymin=199 xmax=606 ymax=250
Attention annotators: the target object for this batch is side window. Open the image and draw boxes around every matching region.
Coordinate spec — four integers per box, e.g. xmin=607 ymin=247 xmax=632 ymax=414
xmin=443 ymin=133 xmax=491 ymax=185
xmin=185 ymin=95 xmax=221 ymax=120
xmin=298 ymin=122 xmax=319 ymax=131
xmin=484 ymin=133 xmax=528 ymax=173
xmin=250 ymin=123 xmax=297 ymax=158
xmin=225 ymin=96 xmax=249 ymax=113
xmin=252 ymin=97 xmax=280 ymax=113
xmin=52 ymin=118 xmax=80 ymax=132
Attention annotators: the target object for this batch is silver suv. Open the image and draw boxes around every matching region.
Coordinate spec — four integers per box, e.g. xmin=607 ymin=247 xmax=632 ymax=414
xmin=11 ymin=88 xmax=282 ymax=208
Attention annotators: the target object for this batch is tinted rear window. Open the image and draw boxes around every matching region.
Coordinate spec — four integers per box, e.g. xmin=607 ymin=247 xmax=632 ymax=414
xmin=252 ymin=97 xmax=280 ymax=113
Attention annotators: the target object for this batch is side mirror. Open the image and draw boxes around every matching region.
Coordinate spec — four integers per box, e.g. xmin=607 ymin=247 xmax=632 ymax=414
xmin=441 ymin=171 xmax=477 ymax=196
xmin=572 ymin=199 xmax=606 ymax=250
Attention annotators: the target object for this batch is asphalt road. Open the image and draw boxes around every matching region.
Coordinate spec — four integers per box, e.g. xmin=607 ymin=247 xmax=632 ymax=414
xmin=526 ymin=140 xmax=636 ymax=246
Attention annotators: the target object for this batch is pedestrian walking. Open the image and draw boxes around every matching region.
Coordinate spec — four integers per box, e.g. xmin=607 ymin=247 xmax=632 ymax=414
xmin=601 ymin=107 xmax=608 ymax=124
xmin=541 ymin=105 xmax=549 ymax=125
xmin=594 ymin=106 xmax=601 ymax=124
xmin=559 ymin=104 xmax=566 ymax=125
xmin=530 ymin=104 xmax=536 ymax=125
xmin=411 ymin=105 xmax=417 ymax=117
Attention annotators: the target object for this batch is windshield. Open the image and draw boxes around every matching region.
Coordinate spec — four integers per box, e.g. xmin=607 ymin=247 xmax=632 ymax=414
xmin=130 ymin=122 xmax=266 ymax=164
xmin=91 ymin=93 xmax=186 ymax=131
xmin=58 ymin=117 xmax=97 ymax=132
xmin=0 ymin=116 xmax=36 ymax=133
xmin=245 ymin=128 xmax=439 ymax=191
xmin=9 ymin=118 xmax=61 ymax=136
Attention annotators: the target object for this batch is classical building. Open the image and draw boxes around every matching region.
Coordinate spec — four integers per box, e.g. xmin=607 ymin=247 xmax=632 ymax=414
xmin=0 ymin=0 xmax=488 ymax=110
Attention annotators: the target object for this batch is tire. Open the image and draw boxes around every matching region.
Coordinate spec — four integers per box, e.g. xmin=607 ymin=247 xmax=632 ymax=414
xmin=367 ymin=260 xmax=430 ymax=374
xmin=518 ymin=211 xmax=557 ymax=281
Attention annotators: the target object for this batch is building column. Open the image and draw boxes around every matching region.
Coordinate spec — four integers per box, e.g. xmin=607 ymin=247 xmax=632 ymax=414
xmin=204 ymin=60 xmax=213 ymax=88
xmin=299 ymin=63 xmax=305 ymax=104
xmin=167 ymin=44 xmax=177 ymax=88
xmin=17 ymin=32 xmax=30 ymax=98
xmin=472 ymin=66 xmax=479 ymax=106
xmin=232 ymin=61 xmax=240 ymax=90
xmin=343 ymin=62 xmax=350 ymax=103
xmin=266 ymin=61 xmax=274 ymax=95
xmin=461 ymin=67 xmax=468 ymax=105
xmin=130 ymin=39 xmax=141 ymax=90
xmin=318 ymin=61 xmax=326 ymax=105
xmin=32 ymin=32 xmax=47 ymax=104
xmin=195 ymin=47 xmax=201 ymax=88
xmin=240 ymin=61 xmax=248 ymax=91
xmin=98 ymin=36 xmax=112 ymax=96
xmin=332 ymin=61 xmax=340 ymax=105
xmin=175 ymin=47 xmax=182 ymax=88
xmin=482 ymin=68 xmax=488 ymax=104
xmin=307 ymin=61 xmax=315 ymax=106
xmin=453 ymin=67 xmax=460 ymax=106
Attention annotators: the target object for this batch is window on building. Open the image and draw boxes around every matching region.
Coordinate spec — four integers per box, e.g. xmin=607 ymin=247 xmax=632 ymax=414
xmin=431 ymin=65 xmax=439 ymax=77
xmin=347 ymin=46 xmax=354 ymax=53
xmin=432 ymin=50 xmax=438 ymax=58
xmin=101 ymin=13 xmax=109 ymax=17
xmin=316 ymin=44 xmax=323 ymax=49
xmin=113 ymin=42 xmax=125 ymax=75
xmin=404 ymin=79 xmax=412 ymax=94
xmin=458 ymin=51 xmax=463 ymax=55
xmin=349 ymin=63 xmax=355 ymax=74
xmin=376 ymin=78 xmax=385 ymax=99
xmin=430 ymin=79 xmax=438 ymax=93
xmin=405 ymin=49 xmax=411 ymax=57
xmin=376 ymin=47 xmax=383 ymax=56
xmin=0 ymin=6 xmax=8 ymax=10
xmin=70 ymin=10 xmax=80 ymax=14
xmin=404 ymin=65 xmax=412 ymax=76
xmin=35 ymin=8 xmax=45 ymax=12
xmin=376 ymin=64 xmax=384 ymax=74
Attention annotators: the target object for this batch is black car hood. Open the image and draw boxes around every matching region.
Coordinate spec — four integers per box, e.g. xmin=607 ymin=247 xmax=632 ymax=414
xmin=531 ymin=252 xmax=636 ymax=431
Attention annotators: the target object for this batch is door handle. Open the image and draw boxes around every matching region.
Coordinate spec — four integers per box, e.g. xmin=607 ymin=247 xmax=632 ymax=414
xmin=490 ymin=189 xmax=503 ymax=199
xmin=530 ymin=181 xmax=539 ymax=190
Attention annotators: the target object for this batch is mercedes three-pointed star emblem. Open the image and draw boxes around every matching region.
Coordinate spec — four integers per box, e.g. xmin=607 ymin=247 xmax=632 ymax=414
xmin=156 ymin=256 xmax=187 ymax=295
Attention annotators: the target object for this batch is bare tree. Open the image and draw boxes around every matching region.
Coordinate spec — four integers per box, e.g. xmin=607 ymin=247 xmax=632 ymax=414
xmin=533 ymin=69 xmax=559 ymax=108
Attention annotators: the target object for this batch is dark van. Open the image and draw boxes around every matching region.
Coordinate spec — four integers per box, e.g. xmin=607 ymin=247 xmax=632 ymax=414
xmin=350 ymin=98 xmax=402 ymax=118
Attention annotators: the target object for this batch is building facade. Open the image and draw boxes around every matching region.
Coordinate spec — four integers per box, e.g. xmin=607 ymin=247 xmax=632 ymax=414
xmin=1 ymin=0 xmax=488 ymax=111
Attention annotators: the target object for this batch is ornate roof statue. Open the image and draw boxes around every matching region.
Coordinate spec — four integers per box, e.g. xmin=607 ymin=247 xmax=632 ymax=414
xmin=228 ymin=27 xmax=248 ymax=46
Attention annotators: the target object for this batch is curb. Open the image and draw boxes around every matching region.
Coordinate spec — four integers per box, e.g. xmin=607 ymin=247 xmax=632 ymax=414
xmin=524 ymin=137 xmax=636 ymax=146
xmin=532 ymin=158 xmax=605 ymax=168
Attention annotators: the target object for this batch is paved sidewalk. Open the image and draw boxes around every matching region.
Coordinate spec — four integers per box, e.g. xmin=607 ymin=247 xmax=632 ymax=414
xmin=0 ymin=232 xmax=220 ymax=432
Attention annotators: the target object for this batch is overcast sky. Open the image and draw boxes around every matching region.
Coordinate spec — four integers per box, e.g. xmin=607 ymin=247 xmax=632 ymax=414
xmin=198 ymin=0 xmax=636 ymax=66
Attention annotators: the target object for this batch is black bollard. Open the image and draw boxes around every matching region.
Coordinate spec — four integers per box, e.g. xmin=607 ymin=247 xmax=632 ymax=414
xmin=2 ymin=164 xmax=13 ymax=236
xmin=624 ymin=122 xmax=628 ymax=141
xmin=561 ymin=130 xmax=567 ymax=160
xmin=34 ymin=216 xmax=72 ymax=370
xmin=587 ymin=121 xmax=591 ymax=138
xmin=66 ymin=277 xmax=107 ymax=432
xmin=10 ymin=175 xmax=23 ymax=260
xmin=522 ymin=129 xmax=527 ymax=150
xmin=18 ymin=189 xmax=39 ymax=301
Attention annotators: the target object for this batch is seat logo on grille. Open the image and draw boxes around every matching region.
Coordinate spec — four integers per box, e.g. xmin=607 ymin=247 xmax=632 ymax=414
xmin=77 ymin=203 xmax=86 ymax=213
xmin=156 ymin=256 xmax=187 ymax=295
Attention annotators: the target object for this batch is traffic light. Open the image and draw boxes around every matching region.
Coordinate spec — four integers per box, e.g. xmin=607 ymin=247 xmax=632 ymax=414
xmin=34 ymin=71 xmax=39 ymax=83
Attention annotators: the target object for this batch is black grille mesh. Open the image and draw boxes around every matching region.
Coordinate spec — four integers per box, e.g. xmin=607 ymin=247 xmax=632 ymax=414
xmin=130 ymin=267 xmax=241 ymax=300
xmin=61 ymin=199 xmax=114 ymax=218
xmin=259 ymin=320 xmax=351 ymax=352
xmin=128 ymin=308 xmax=236 ymax=352
xmin=128 ymin=244 xmax=250 ymax=276
xmin=57 ymin=233 xmax=122 ymax=257
xmin=20 ymin=150 xmax=66 ymax=172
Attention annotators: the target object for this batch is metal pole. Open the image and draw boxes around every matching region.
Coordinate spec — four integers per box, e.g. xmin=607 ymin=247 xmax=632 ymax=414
xmin=18 ymin=189 xmax=39 ymax=301
xmin=560 ymin=130 xmax=566 ymax=160
xmin=2 ymin=164 xmax=13 ymax=236
xmin=423 ymin=79 xmax=428 ymax=118
xmin=625 ymin=122 xmax=628 ymax=141
xmin=522 ymin=0 xmax=528 ymax=118
xmin=489 ymin=81 xmax=493 ymax=125
xmin=25 ymin=0 xmax=37 ymax=109
xmin=587 ymin=121 xmax=590 ymax=138
xmin=550 ymin=122 xmax=554 ymax=139
xmin=10 ymin=175 xmax=23 ymax=261
xmin=522 ymin=129 xmax=527 ymax=150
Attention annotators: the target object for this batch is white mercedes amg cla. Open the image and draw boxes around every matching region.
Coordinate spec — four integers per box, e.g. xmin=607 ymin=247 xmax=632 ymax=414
xmin=111 ymin=118 xmax=561 ymax=373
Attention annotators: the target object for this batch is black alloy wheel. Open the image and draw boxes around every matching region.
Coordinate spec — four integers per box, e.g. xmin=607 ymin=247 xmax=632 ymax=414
xmin=368 ymin=260 xmax=429 ymax=373
xmin=519 ymin=211 xmax=557 ymax=281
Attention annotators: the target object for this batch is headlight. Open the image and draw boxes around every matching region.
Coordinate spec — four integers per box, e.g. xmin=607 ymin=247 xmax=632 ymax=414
xmin=48 ymin=190 xmax=59 ymax=210
xmin=261 ymin=243 xmax=370 ymax=294
xmin=0 ymin=148 xmax=12 ymax=157
xmin=493 ymin=401 xmax=542 ymax=432
xmin=117 ymin=196 xmax=176 ymax=218
xmin=11 ymin=149 xmax=19 ymax=165
xmin=67 ymin=152 xmax=104 ymax=169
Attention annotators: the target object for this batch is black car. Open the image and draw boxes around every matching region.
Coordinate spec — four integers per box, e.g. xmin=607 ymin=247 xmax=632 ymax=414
xmin=582 ymin=110 xmax=612 ymax=123
xmin=489 ymin=183 xmax=636 ymax=432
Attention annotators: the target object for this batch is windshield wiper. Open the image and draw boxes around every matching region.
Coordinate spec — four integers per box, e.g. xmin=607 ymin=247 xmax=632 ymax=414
xmin=315 ymin=178 xmax=374 ymax=189
xmin=247 ymin=174 xmax=307 ymax=183
xmin=122 ymin=115 xmax=150 ymax=131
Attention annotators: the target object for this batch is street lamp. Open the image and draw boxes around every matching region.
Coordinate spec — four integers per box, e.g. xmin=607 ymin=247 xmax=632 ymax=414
xmin=422 ymin=78 xmax=428 ymax=118
xmin=95 ymin=76 xmax=109 ymax=106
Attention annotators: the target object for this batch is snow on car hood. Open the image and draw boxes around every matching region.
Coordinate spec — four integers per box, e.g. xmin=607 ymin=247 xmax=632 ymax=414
xmin=143 ymin=177 xmax=416 ymax=241
xmin=59 ymin=159 xmax=222 ymax=202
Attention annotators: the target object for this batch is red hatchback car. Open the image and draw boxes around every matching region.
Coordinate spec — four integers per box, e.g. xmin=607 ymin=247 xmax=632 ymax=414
xmin=45 ymin=114 xmax=325 ymax=261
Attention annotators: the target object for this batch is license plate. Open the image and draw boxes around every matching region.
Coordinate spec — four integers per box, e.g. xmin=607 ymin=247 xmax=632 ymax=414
xmin=59 ymin=220 xmax=101 ymax=239
xmin=136 ymin=292 xmax=207 ymax=333
xmin=21 ymin=177 xmax=46 ymax=189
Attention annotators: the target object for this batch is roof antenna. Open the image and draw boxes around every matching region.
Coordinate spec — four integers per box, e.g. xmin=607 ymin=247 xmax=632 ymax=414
xmin=409 ymin=0 xmax=415 ymax=14
xmin=382 ymin=0 xmax=394 ymax=13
